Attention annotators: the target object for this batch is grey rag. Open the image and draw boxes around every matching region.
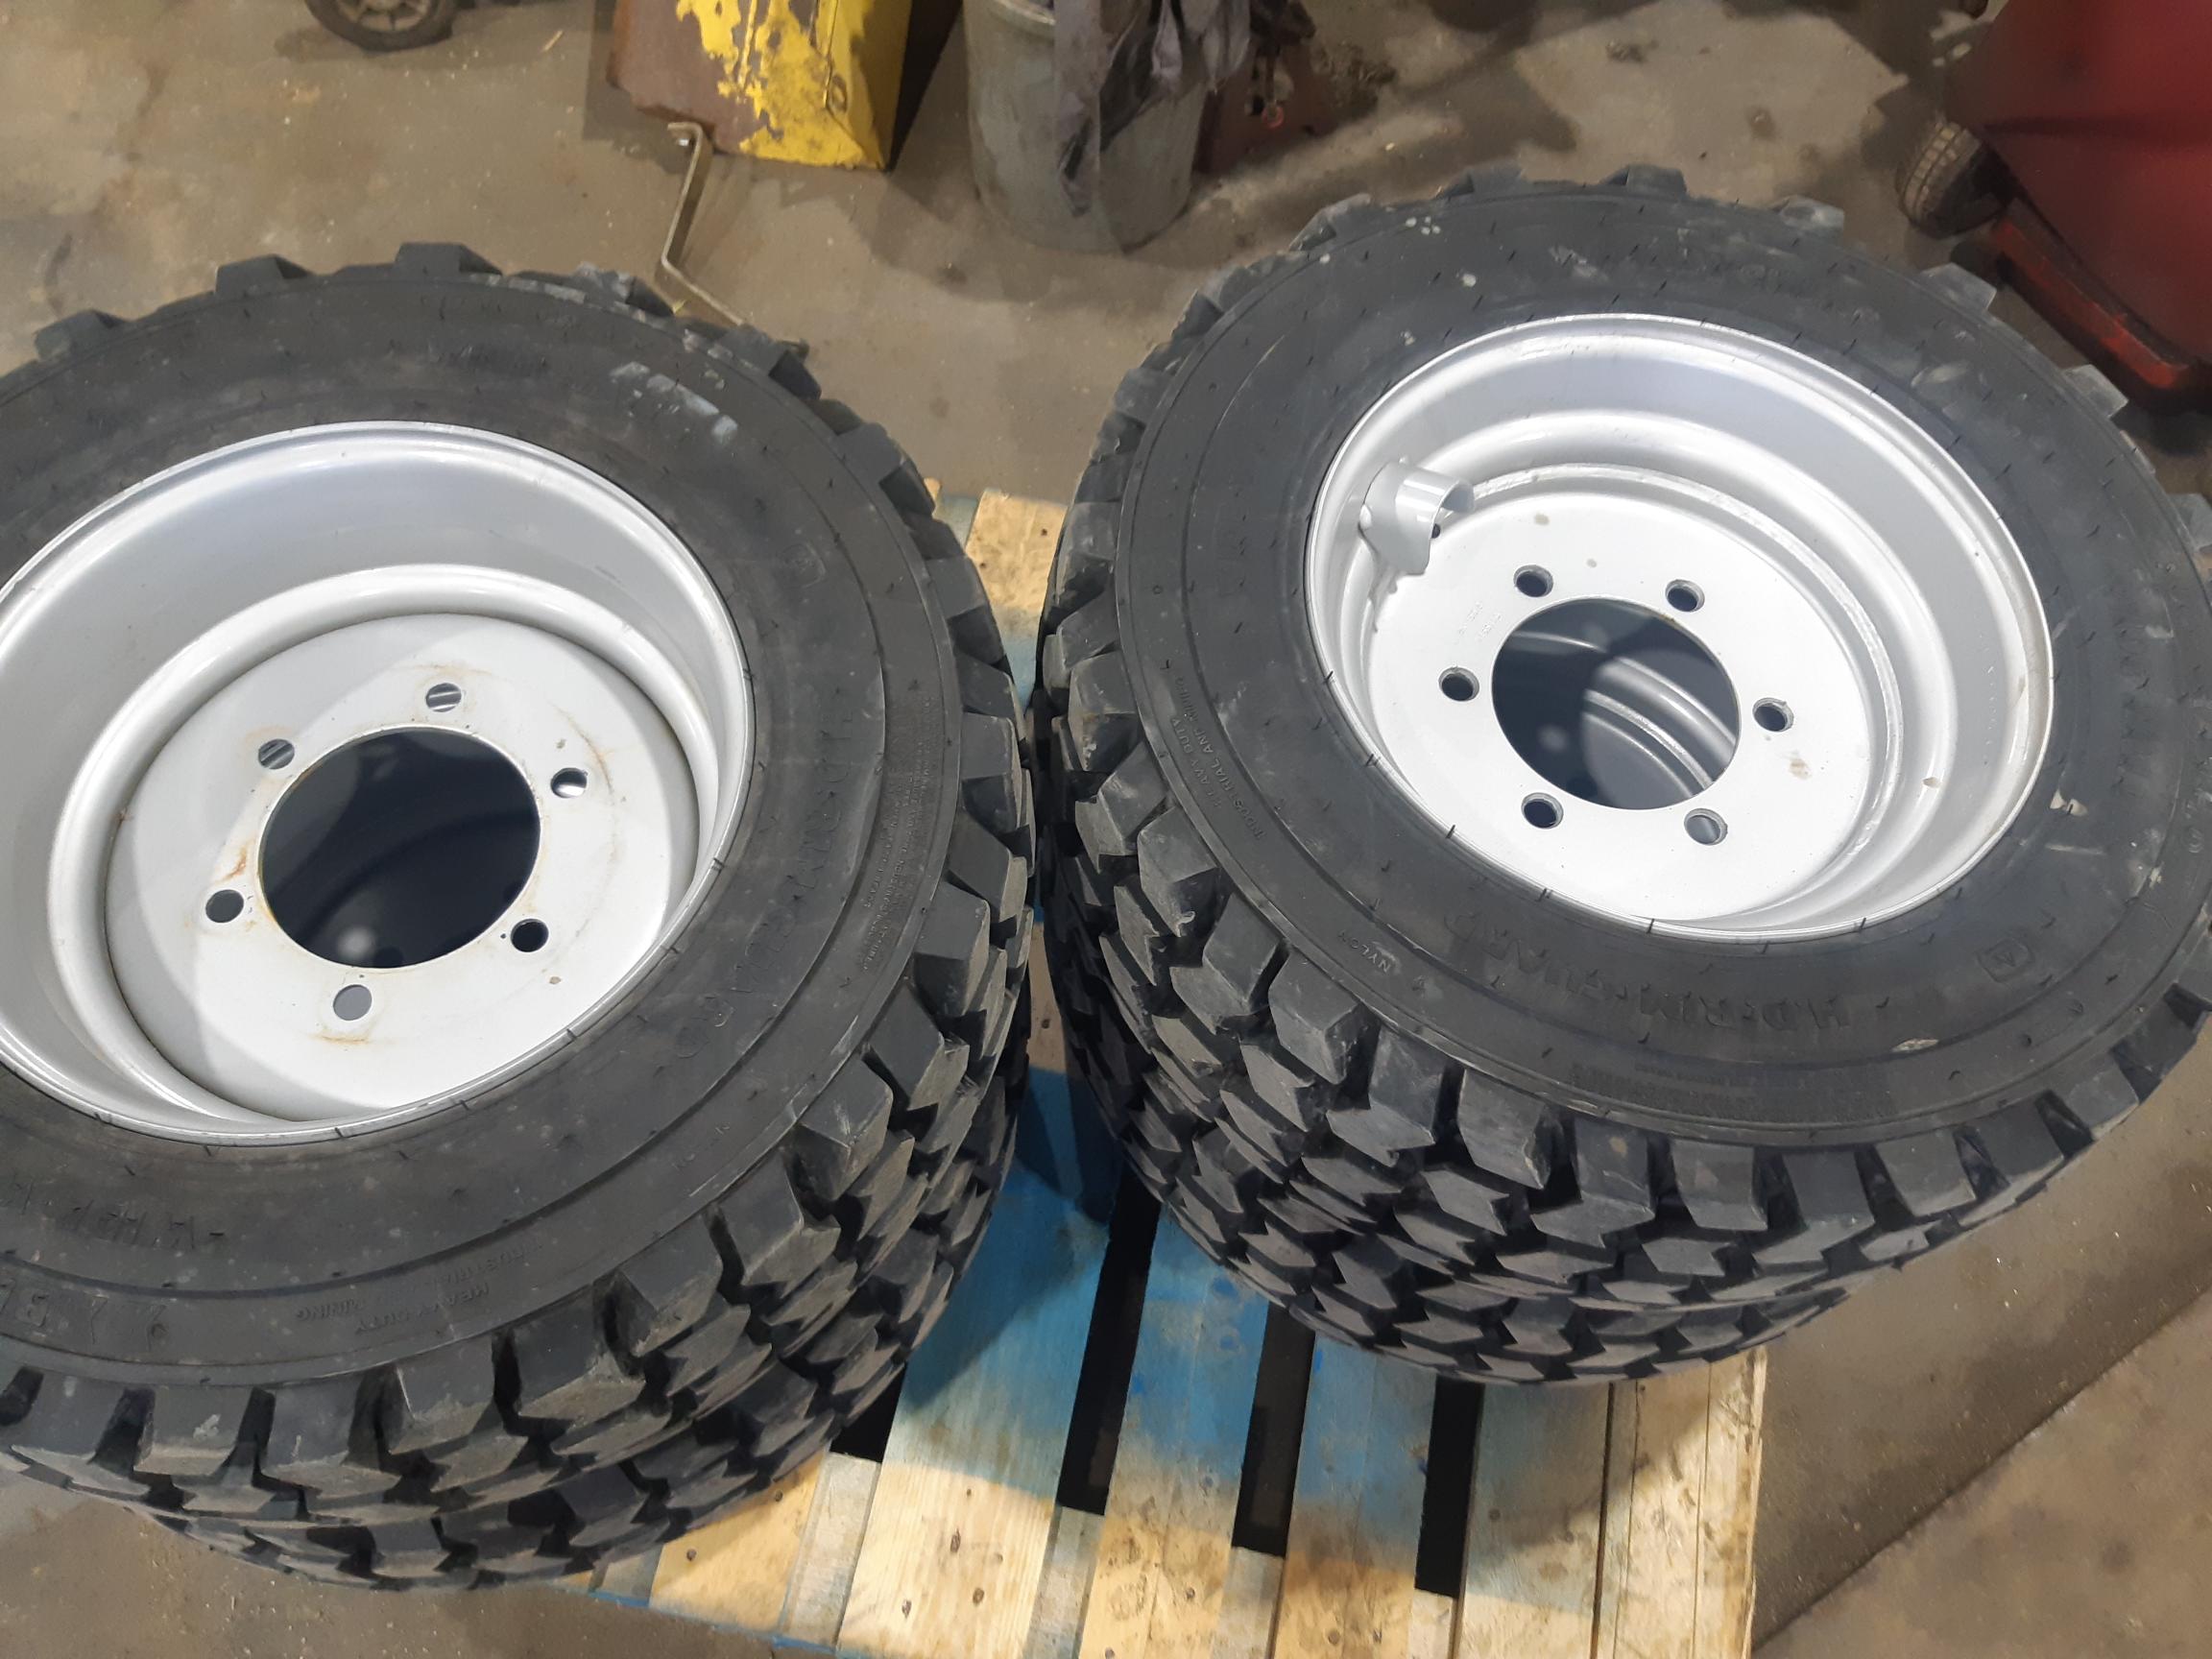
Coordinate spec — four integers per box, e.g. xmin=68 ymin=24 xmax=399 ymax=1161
xmin=1050 ymin=0 xmax=1250 ymax=210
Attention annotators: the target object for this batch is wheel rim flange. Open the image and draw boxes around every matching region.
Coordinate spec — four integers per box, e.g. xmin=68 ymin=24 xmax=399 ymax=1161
xmin=1304 ymin=314 xmax=2054 ymax=941
xmin=1 ymin=422 xmax=750 ymax=1141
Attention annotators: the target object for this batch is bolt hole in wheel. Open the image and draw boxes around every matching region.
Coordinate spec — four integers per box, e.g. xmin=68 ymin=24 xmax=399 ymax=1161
xmin=1438 ymin=668 xmax=1479 ymax=702
xmin=1522 ymin=793 xmax=1563 ymax=829
xmin=331 ymin=984 xmax=373 ymax=1022
xmin=0 ymin=424 xmax=750 ymax=1138
xmin=1306 ymin=315 xmax=2053 ymax=937
xmin=263 ymin=730 xmax=540 ymax=969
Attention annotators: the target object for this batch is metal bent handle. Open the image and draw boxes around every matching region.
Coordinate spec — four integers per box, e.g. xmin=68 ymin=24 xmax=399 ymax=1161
xmin=659 ymin=121 xmax=743 ymax=326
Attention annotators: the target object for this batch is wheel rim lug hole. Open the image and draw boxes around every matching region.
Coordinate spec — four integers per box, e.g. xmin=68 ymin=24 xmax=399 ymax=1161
xmin=512 ymin=918 xmax=549 ymax=953
xmin=1666 ymin=580 xmax=1704 ymax=613
xmin=424 ymin=682 xmax=463 ymax=713
xmin=1523 ymin=793 xmax=1562 ymax=829
xmin=256 ymin=738 xmax=295 ymax=771
xmin=332 ymin=984 xmax=372 ymax=1022
xmin=1514 ymin=565 xmax=1552 ymax=598
xmin=204 ymin=889 xmax=244 ymax=924
xmin=550 ymin=767 xmax=589 ymax=798
xmin=1686 ymin=808 xmax=1727 ymax=845
xmin=1754 ymin=699 xmax=1792 ymax=733
xmin=1438 ymin=668 xmax=1479 ymax=703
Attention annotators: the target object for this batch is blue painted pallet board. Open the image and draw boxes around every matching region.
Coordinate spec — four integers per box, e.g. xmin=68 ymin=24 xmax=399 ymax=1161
xmin=587 ymin=1083 xmax=1766 ymax=1659
xmin=835 ymin=1069 xmax=1119 ymax=1659
xmin=1075 ymin=1220 xmax=1271 ymax=1659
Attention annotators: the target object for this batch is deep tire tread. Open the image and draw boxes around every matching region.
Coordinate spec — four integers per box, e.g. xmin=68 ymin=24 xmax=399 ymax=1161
xmin=0 ymin=252 xmax=1034 ymax=1584
xmin=1034 ymin=176 xmax=2212 ymax=1383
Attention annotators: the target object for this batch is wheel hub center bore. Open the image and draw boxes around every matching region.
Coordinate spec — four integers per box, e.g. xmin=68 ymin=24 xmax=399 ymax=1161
xmin=1491 ymin=596 xmax=1740 ymax=811
xmin=262 ymin=727 xmax=541 ymax=971
xmin=1305 ymin=315 xmax=2054 ymax=941
xmin=107 ymin=613 xmax=696 ymax=1118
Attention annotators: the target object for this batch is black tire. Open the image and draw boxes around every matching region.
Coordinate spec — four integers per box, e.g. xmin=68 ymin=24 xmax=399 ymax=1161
xmin=0 ymin=251 xmax=1033 ymax=1579
xmin=1035 ymin=167 xmax=2212 ymax=1383
xmin=305 ymin=0 xmax=461 ymax=52
xmin=1898 ymin=111 xmax=2006 ymax=235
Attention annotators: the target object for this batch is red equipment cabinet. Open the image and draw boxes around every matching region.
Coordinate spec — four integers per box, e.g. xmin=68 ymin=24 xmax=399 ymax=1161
xmin=1920 ymin=0 xmax=2212 ymax=397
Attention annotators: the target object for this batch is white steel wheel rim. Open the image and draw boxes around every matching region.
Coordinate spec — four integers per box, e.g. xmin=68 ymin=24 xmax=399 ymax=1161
xmin=0 ymin=422 xmax=750 ymax=1142
xmin=1305 ymin=315 xmax=2054 ymax=940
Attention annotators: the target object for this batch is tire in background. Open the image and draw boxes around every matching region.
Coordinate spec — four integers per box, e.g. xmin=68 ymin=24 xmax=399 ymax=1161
xmin=1035 ymin=168 xmax=2212 ymax=1383
xmin=305 ymin=0 xmax=463 ymax=52
xmin=1898 ymin=110 xmax=2007 ymax=235
xmin=0 ymin=252 xmax=1032 ymax=1580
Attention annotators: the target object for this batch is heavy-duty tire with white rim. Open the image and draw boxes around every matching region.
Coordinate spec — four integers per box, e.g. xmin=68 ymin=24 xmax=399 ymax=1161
xmin=0 ymin=250 xmax=1032 ymax=1580
xmin=1036 ymin=168 xmax=2212 ymax=1382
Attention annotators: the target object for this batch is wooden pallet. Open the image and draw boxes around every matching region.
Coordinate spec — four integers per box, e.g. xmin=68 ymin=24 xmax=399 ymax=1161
xmin=569 ymin=492 xmax=1768 ymax=1659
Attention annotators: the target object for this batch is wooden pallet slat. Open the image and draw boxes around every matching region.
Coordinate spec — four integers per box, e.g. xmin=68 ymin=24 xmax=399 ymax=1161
xmin=1027 ymin=1507 xmax=1104 ymax=1659
xmin=837 ymin=1112 xmax=1116 ymax=1659
xmin=1455 ymin=1385 xmax=1611 ymax=1658
xmin=1076 ymin=1220 xmax=1273 ymax=1659
xmin=1213 ymin=1548 xmax=1288 ymax=1659
xmin=1692 ymin=1358 xmax=1765 ymax=1659
xmin=1406 ymin=1590 xmax=1456 ymax=1659
xmin=1595 ymin=1370 xmax=1718 ymax=1659
xmin=787 ymin=1452 xmax=882 ymax=1647
xmin=644 ymin=1456 xmax=822 ymax=1629
xmin=1593 ymin=1359 xmax=1767 ymax=1659
xmin=959 ymin=489 xmax=1063 ymax=707
xmin=1273 ymin=1339 xmax=1436 ymax=1659
xmin=591 ymin=1541 xmax=661 ymax=1606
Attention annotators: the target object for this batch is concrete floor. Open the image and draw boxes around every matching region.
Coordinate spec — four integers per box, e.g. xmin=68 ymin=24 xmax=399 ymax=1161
xmin=1766 ymin=1282 xmax=2212 ymax=1659
xmin=0 ymin=1475 xmax=754 ymax=1659
xmin=4 ymin=0 xmax=2211 ymax=1652
xmin=9 ymin=0 xmax=2127 ymax=503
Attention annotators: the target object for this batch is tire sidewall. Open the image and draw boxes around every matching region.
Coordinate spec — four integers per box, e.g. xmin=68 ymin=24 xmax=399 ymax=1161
xmin=0 ymin=273 xmax=959 ymax=1378
xmin=1118 ymin=187 xmax=2212 ymax=1140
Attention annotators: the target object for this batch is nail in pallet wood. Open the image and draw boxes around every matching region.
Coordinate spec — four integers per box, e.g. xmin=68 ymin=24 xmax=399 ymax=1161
xmin=571 ymin=491 xmax=1768 ymax=1658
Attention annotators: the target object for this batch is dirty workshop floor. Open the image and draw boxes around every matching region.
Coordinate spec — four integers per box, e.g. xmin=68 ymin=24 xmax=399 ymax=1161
xmin=4 ymin=1 xmax=2211 ymax=1654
